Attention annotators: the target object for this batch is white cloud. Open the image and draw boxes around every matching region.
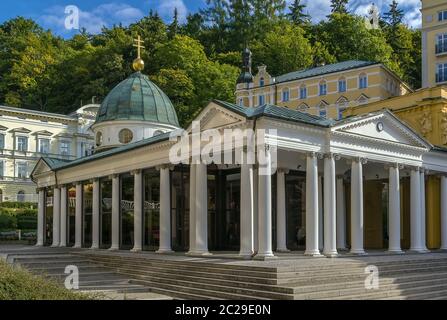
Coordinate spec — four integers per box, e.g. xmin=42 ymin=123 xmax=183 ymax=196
xmin=157 ymin=0 xmax=188 ymax=24
xmin=39 ymin=3 xmax=145 ymax=35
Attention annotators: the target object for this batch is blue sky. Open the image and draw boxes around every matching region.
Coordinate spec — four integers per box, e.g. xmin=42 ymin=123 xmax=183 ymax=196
xmin=0 ymin=0 xmax=422 ymax=38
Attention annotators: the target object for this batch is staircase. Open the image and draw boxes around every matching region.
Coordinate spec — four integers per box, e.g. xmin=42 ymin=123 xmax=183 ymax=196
xmin=4 ymin=247 xmax=447 ymax=300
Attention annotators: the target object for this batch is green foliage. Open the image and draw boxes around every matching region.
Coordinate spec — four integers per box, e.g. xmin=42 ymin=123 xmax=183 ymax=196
xmin=0 ymin=202 xmax=36 ymax=209
xmin=0 ymin=215 xmax=16 ymax=230
xmin=0 ymin=260 xmax=93 ymax=300
xmin=0 ymin=2 xmax=424 ymax=125
xmin=16 ymin=216 xmax=37 ymax=230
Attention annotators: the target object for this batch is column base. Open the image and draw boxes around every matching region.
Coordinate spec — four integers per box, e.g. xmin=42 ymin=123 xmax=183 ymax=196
xmin=350 ymin=249 xmax=367 ymax=255
xmin=90 ymin=246 xmax=100 ymax=250
xmin=323 ymin=250 xmax=338 ymax=258
xmin=73 ymin=245 xmax=82 ymax=249
xmin=409 ymin=248 xmax=429 ymax=253
xmin=59 ymin=244 xmax=67 ymax=248
xmin=130 ymin=247 xmax=142 ymax=253
xmin=238 ymin=251 xmax=254 ymax=258
xmin=337 ymin=247 xmax=348 ymax=251
xmin=304 ymin=249 xmax=322 ymax=257
xmin=156 ymin=248 xmax=174 ymax=254
xmin=35 ymin=243 xmax=44 ymax=247
xmin=108 ymin=246 xmax=119 ymax=251
xmin=50 ymin=244 xmax=60 ymax=248
xmin=253 ymin=252 xmax=277 ymax=260
xmin=276 ymin=248 xmax=290 ymax=253
xmin=187 ymin=251 xmax=212 ymax=257
xmin=387 ymin=248 xmax=404 ymax=254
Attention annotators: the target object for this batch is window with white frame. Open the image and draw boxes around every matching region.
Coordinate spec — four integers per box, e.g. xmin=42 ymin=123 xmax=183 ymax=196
xmin=0 ymin=134 xmax=4 ymax=150
xmin=258 ymin=94 xmax=265 ymax=106
xmin=299 ymin=85 xmax=307 ymax=99
xmin=436 ymin=33 xmax=447 ymax=54
xmin=17 ymin=162 xmax=27 ymax=179
xmin=282 ymin=88 xmax=290 ymax=102
xmin=338 ymin=78 xmax=347 ymax=93
xmin=317 ymin=102 xmax=328 ymax=118
xmin=359 ymin=74 xmax=368 ymax=89
xmin=16 ymin=136 xmax=28 ymax=152
xmin=259 ymin=77 xmax=265 ymax=87
xmin=437 ymin=63 xmax=447 ymax=83
xmin=60 ymin=141 xmax=70 ymax=156
xmin=337 ymin=98 xmax=349 ymax=120
xmin=438 ymin=10 xmax=447 ymax=21
xmin=319 ymin=81 xmax=327 ymax=96
xmin=38 ymin=138 xmax=50 ymax=154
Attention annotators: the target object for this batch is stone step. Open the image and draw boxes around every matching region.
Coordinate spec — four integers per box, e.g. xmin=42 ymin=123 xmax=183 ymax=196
xmin=129 ymin=279 xmax=274 ymax=300
xmin=130 ymin=276 xmax=294 ymax=300
xmin=312 ymin=278 xmax=447 ymax=300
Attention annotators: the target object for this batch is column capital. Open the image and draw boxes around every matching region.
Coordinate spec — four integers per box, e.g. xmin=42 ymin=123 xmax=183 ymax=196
xmin=156 ymin=164 xmax=174 ymax=171
xmin=277 ymin=168 xmax=290 ymax=174
xmin=130 ymin=169 xmax=142 ymax=176
xmin=385 ymin=163 xmax=403 ymax=170
xmin=108 ymin=174 xmax=120 ymax=180
xmin=324 ymin=153 xmax=341 ymax=161
xmin=350 ymin=157 xmax=367 ymax=165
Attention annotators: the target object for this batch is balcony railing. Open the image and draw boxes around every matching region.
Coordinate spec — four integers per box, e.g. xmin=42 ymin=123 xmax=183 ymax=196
xmin=436 ymin=42 xmax=447 ymax=55
xmin=436 ymin=72 xmax=447 ymax=83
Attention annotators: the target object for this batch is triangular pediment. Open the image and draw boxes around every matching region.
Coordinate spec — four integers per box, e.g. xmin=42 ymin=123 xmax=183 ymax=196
xmin=187 ymin=101 xmax=247 ymax=132
xmin=332 ymin=110 xmax=432 ymax=149
xmin=30 ymin=158 xmax=53 ymax=179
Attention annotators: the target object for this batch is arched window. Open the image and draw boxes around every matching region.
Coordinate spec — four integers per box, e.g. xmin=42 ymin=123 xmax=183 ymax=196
xmin=282 ymin=88 xmax=290 ymax=102
xmin=260 ymin=77 xmax=265 ymax=87
xmin=17 ymin=191 xmax=25 ymax=203
xmin=317 ymin=101 xmax=328 ymax=118
xmin=96 ymin=132 xmax=103 ymax=147
xmin=319 ymin=80 xmax=327 ymax=96
xmin=336 ymin=97 xmax=349 ymax=120
xmin=258 ymin=94 xmax=265 ymax=106
xmin=119 ymin=129 xmax=133 ymax=144
xmin=359 ymin=73 xmax=368 ymax=89
xmin=338 ymin=77 xmax=347 ymax=93
xmin=299 ymin=85 xmax=307 ymax=99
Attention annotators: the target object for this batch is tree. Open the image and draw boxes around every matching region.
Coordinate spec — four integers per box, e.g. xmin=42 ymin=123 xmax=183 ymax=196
xmin=168 ymin=8 xmax=179 ymax=40
xmin=228 ymin=0 xmax=252 ymax=50
xmin=383 ymin=0 xmax=404 ymax=28
xmin=330 ymin=0 xmax=349 ymax=15
xmin=287 ymin=0 xmax=310 ymax=26
xmin=251 ymin=21 xmax=313 ymax=76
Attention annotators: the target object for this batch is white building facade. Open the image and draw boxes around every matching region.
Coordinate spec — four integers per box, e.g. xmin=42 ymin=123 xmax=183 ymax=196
xmin=0 ymin=104 xmax=98 ymax=202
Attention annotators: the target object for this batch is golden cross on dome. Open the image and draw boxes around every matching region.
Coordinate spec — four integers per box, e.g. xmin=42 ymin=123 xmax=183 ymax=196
xmin=132 ymin=35 xmax=145 ymax=71
xmin=133 ymin=35 xmax=145 ymax=59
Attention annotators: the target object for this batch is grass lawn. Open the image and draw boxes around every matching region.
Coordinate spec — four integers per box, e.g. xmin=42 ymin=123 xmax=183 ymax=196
xmin=0 ymin=260 xmax=94 ymax=300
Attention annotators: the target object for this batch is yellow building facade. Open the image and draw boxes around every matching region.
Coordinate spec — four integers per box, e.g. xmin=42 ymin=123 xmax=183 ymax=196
xmin=422 ymin=0 xmax=447 ymax=88
xmin=236 ymin=61 xmax=411 ymax=120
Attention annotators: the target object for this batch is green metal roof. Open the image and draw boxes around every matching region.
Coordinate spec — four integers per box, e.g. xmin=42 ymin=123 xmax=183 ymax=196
xmin=275 ymin=60 xmax=377 ymax=84
xmin=95 ymin=72 xmax=180 ymax=127
xmin=213 ymin=100 xmax=335 ymax=127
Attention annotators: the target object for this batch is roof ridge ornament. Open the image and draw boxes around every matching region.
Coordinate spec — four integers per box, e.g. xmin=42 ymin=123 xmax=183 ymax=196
xmin=132 ymin=34 xmax=145 ymax=72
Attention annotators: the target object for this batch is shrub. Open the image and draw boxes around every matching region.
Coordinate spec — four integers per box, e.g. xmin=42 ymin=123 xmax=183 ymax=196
xmin=0 ymin=215 xmax=17 ymax=230
xmin=0 ymin=260 xmax=93 ymax=300
xmin=0 ymin=202 xmax=37 ymax=209
xmin=17 ymin=216 xmax=37 ymax=230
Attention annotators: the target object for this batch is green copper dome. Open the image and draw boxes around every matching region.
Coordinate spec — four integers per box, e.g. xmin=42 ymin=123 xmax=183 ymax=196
xmin=95 ymin=72 xmax=180 ymax=127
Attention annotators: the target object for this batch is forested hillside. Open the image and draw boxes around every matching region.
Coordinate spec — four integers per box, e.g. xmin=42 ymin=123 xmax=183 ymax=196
xmin=0 ymin=0 xmax=421 ymax=127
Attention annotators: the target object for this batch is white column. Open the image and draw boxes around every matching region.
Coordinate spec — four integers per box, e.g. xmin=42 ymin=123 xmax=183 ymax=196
xmin=323 ymin=154 xmax=338 ymax=257
xmin=276 ymin=169 xmax=288 ymax=252
xmin=51 ymin=187 xmax=61 ymax=247
xmin=388 ymin=165 xmax=403 ymax=253
xmin=441 ymin=176 xmax=447 ymax=250
xmin=74 ymin=183 xmax=83 ymax=248
xmin=91 ymin=179 xmax=100 ymax=250
xmin=59 ymin=185 xmax=67 ymax=247
xmin=36 ymin=189 xmax=45 ymax=247
xmin=110 ymin=175 xmax=120 ymax=250
xmin=253 ymin=168 xmax=259 ymax=254
xmin=157 ymin=166 xmax=173 ymax=253
xmin=305 ymin=153 xmax=321 ymax=256
xmin=336 ymin=177 xmax=347 ymax=250
xmin=187 ymin=164 xmax=197 ymax=255
xmin=132 ymin=171 xmax=143 ymax=252
xmin=255 ymin=147 xmax=275 ymax=259
xmin=420 ymin=170 xmax=428 ymax=251
xmin=240 ymin=161 xmax=254 ymax=257
xmin=195 ymin=163 xmax=210 ymax=255
xmin=410 ymin=169 xmax=423 ymax=252
xmin=318 ymin=176 xmax=324 ymax=250
xmin=350 ymin=159 xmax=365 ymax=255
